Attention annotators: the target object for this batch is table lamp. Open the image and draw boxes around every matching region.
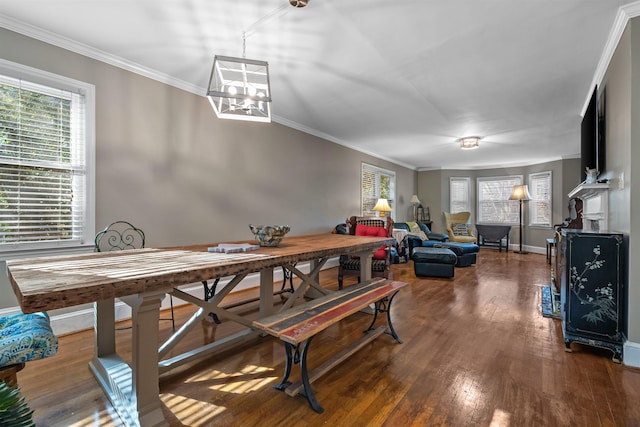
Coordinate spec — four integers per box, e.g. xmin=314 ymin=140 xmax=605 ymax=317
xmin=372 ymin=198 xmax=392 ymax=217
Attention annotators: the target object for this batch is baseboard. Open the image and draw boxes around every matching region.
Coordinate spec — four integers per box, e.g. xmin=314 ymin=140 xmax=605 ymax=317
xmin=507 ymin=244 xmax=545 ymax=255
xmin=623 ymin=340 xmax=640 ymax=367
xmin=3 ymin=258 xmax=339 ymax=336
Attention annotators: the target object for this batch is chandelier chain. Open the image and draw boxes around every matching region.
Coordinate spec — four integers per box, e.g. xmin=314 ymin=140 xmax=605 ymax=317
xmin=242 ymin=32 xmax=246 ymax=58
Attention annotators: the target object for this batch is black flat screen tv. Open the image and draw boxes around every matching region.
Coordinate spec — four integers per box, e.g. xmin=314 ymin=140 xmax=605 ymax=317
xmin=580 ymin=86 xmax=605 ymax=181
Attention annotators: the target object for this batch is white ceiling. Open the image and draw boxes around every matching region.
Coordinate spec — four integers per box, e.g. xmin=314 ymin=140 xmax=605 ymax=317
xmin=0 ymin=0 xmax=633 ymax=170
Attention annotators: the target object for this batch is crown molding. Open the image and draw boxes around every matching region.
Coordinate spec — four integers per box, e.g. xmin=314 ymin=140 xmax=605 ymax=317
xmin=272 ymin=114 xmax=418 ymax=171
xmin=581 ymin=1 xmax=640 ymax=116
xmin=0 ymin=14 xmax=205 ymax=96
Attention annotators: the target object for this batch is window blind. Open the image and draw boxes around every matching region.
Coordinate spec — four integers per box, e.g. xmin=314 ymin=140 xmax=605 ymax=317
xmin=0 ymin=75 xmax=86 ymax=246
xmin=529 ymin=171 xmax=552 ymax=226
xmin=477 ymin=176 xmax=522 ymax=224
xmin=361 ymin=163 xmax=395 ymax=217
xmin=450 ymin=177 xmax=470 ymax=213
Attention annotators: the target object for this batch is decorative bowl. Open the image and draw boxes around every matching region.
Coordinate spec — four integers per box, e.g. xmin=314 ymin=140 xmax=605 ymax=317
xmin=249 ymin=224 xmax=291 ymax=247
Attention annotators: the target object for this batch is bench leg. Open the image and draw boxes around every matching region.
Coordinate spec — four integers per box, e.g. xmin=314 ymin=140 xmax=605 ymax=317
xmin=274 ymin=338 xmax=324 ymax=413
xmin=274 ymin=342 xmax=295 ymax=391
xmin=365 ymin=291 xmax=402 ymax=343
xmin=299 ymin=336 xmax=323 ymax=413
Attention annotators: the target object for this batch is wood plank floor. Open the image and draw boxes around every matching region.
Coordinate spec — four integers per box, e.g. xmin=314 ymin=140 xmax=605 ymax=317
xmin=15 ymin=250 xmax=640 ymax=426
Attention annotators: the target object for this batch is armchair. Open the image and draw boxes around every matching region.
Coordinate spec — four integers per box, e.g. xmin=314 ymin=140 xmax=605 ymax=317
xmin=338 ymin=218 xmax=392 ymax=289
xmin=443 ymin=211 xmax=477 ymax=243
xmin=393 ymin=221 xmax=449 ymax=258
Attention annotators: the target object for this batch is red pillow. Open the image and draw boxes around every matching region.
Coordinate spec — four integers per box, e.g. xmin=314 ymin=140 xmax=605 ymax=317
xmin=355 ymin=225 xmax=388 ymax=237
xmin=373 ymin=245 xmax=387 ymax=260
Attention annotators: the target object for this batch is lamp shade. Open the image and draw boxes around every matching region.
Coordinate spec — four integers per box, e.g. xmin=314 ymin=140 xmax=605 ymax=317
xmin=509 ymin=184 xmax=532 ymax=201
xmin=410 ymin=194 xmax=421 ymax=205
xmin=207 ymin=55 xmax=272 ymax=123
xmin=372 ymin=198 xmax=392 ymax=215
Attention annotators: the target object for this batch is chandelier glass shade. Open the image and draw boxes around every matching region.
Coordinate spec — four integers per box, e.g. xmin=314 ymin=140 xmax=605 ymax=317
xmin=207 ymin=55 xmax=272 ymax=123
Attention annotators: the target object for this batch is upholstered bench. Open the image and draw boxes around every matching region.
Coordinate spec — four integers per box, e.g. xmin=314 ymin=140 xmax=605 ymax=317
xmin=412 ymin=247 xmax=457 ymax=278
xmin=0 ymin=312 xmax=58 ymax=387
xmin=434 ymin=242 xmax=479 ymax=267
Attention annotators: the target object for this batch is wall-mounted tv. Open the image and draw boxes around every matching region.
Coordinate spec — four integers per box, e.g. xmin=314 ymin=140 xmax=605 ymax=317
xmin=580 ymin=86 xmax=605 ymax=182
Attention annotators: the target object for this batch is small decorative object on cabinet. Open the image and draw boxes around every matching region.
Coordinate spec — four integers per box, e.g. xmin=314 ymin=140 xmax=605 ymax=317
xmin=416 ymin=205 xmax=430 ymax=222
xmin=559 ymin=230 xmax=626 ymax=362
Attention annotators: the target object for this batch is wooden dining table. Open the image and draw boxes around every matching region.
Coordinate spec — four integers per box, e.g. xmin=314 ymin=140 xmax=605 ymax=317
xmin=7 ymin=233 xmax=394 ymax=427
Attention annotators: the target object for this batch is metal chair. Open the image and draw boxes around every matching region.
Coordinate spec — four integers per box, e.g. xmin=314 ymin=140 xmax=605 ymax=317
xmin=95 ymin=221 xmax=175 ymax=331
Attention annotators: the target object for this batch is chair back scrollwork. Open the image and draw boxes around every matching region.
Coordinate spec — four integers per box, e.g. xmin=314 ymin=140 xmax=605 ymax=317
xmin=95 ymin=221 xmax=145 ymax=252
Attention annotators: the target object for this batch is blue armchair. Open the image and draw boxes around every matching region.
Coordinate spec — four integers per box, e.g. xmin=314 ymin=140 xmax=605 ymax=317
xmin=393 ymin=222 xmax=449 ymax=257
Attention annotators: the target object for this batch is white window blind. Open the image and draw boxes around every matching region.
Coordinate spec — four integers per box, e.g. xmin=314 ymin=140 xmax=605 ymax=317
xmin=529 ymin=171 xmax=552 ymax=227
xmin=477 ymin=176 xmax=522 ymax=224
xmin=450 ymin=177 xmax=470 ymax=213
xmin=361 ymin=163 xmax=395 ymax=217
xmin=0 ymin=62 xmax=94 ymax=252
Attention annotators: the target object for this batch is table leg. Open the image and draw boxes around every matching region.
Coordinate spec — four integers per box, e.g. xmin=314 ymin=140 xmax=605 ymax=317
xmin=94 ymin=299 xmax=116 ymax=357
xmin=260 ymin=268 xmax=275 ymax=317
xmin=356 ymin=250 xmax=373 ymax=282
xmin=90 ymin=291 xmax=168 ymax=427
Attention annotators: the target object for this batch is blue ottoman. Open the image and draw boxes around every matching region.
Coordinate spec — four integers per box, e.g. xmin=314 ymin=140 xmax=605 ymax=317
xmin=412 ymin=247 xmax=457 ymax=278
xmin=434 ymin=242 xmax=479 ymax=267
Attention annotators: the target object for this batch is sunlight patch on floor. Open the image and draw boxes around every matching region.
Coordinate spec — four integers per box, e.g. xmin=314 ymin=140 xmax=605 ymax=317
xmin=490 ymin=408 xmax=511 ymax=426
xmin=161 ymin=392 xmax=226 ymax=426
xmin=184 ymin=363 xmax=278 ymax=394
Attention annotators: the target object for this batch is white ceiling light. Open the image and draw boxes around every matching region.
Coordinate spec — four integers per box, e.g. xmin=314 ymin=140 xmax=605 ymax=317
xmin=290 ymin=0 xmax=309 ymax=7
xmin=458 ymin=136 xmax=481 ymax=150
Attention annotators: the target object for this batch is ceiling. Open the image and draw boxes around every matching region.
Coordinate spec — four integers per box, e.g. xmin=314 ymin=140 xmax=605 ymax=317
xmin=0 ymin=0 xmax=633 ymax=170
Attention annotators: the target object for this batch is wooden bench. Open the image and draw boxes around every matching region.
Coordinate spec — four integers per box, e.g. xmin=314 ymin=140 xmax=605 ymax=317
xmin=252 ymin=278 xmax=408 ymax=413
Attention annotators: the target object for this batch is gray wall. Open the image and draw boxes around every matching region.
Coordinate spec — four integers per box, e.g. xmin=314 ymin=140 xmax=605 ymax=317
xmin=0 ymin=28 xmax=417 ymax=309
xmin=600 ymin=19 xmax=638 ymax=344
xmin=416 ymin=159 xmax=581 ymax=249
xmin=575 ymin=16 xmax=639 ymax=346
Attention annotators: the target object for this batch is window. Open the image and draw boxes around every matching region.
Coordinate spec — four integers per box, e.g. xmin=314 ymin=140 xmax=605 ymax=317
xmin=528 ymin=171 xmax=552 ymax=227
xmin=477 ymin=176 xmax=522 ymax=224
xmin=361 ymin=163 xmax=395 ymax=217
xmin=0 ymin=59 xmax=95 ymax=253
xmin=449 ymin=177 xmax=470 ymax=213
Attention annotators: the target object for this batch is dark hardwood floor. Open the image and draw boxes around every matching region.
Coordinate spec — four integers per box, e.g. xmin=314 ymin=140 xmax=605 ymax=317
xmin=16 ymin=250 xmax=640 ymax=426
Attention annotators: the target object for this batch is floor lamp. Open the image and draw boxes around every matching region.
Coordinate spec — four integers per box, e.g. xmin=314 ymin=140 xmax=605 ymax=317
xmin=509 ymin=184 xmax=532 ymax=254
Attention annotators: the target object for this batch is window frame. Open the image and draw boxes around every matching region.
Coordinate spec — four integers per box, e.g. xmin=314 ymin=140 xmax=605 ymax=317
xmin=477 ymin=175 xmax=523 ymax=225
xmin=361 ymin=163 xmax=396 ymax=218
xmin=449 ymin=177 xmax=470 ymax=214
xmin=528 ymin=171 xmax=552 ymax=227
xmin=0 ymin=58 xmax=95 ymax=258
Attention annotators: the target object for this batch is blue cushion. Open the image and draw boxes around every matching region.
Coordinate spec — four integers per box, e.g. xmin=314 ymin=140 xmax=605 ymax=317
xmin=0 ymin=312 xmax=58 ymax=367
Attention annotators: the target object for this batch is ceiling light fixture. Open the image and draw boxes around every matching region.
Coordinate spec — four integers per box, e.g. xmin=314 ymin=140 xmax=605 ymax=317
xmin=290 ymin=0 xmax=309 ymax=7
xmin=207 ymin=33 xmax=272 ymax=123
xmin=458 ymin=136 xmax=481 ymax=150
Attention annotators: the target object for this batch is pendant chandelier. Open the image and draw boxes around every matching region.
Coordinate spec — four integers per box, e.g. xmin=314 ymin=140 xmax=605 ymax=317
xmin=206 ymin=1 xmax=310 ymax=122
xmin=207 ymin=34 xmax=272 ymax=123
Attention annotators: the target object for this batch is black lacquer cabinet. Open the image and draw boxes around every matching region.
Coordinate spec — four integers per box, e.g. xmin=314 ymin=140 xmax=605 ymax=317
xmin=559 ymin=230 xmax=626 ymax=362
